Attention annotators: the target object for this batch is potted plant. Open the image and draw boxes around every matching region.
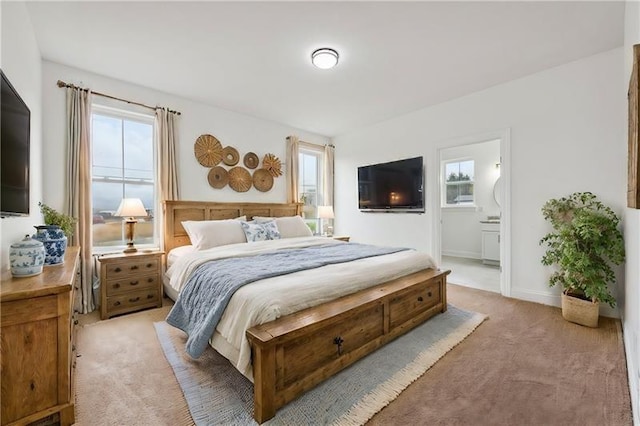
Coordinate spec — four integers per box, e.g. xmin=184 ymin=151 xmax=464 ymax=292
xmin=34 ymin=202 xmax=77 ymax=265
xmin=540 ymin=192 xmax=625 ymax=327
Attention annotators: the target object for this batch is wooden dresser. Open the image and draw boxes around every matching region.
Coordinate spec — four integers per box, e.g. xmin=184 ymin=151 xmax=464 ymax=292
xmin=0 ymin=247 xmax=80 ymax=426
xmin=98 ymin=251 xmax=163 ymax=320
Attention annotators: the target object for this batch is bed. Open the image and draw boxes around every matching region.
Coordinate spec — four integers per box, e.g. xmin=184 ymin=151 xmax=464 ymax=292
xmin=163 ymin=200 xmax=450 ymax=423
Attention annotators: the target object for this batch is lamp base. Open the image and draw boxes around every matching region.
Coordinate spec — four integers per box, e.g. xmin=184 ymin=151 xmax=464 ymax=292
xmin=123 ymin=244 xmax=137 ymax=254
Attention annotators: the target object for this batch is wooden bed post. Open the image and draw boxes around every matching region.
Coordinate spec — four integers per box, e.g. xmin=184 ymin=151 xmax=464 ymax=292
xmin=251 ymin=342 xmax=276 ymax=423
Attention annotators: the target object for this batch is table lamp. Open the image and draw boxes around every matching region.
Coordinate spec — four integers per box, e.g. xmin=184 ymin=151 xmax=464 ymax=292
xmin=318 ymin=205 xmax=335 ymax=237
xmin=115 ymin=198 xmax=147 ymax=253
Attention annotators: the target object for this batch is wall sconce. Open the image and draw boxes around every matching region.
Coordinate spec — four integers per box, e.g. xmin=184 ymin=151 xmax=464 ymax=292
xmin=115 ymin=198 xmax=148 ymax=253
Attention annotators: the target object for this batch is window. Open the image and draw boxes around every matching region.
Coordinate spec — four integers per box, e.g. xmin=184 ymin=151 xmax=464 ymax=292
xmin=443 ymin=160 xmax=474 ymax=206
xmin=298 ymin=145 xmax=325 ymax=234
xmin=91 ymin=106 xmax=156 ymax=248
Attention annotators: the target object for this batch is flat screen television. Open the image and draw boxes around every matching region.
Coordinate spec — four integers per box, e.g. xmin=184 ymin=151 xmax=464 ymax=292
xmin=1 ymin=70 xmax=31 ymax=217
xmin=358 ymin=156 xmax=424 ymax=212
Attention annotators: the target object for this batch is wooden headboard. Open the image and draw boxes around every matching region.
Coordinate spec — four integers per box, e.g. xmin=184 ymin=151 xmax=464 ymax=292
xmin=163 ymin=200 xmax=303 ymax=252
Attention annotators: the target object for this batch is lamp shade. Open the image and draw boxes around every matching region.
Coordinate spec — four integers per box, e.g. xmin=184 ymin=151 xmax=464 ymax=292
xmin=317 ymin=205 xmax=335 ymax=219
xmin=115 ymin=198 xmax=147 ymax=218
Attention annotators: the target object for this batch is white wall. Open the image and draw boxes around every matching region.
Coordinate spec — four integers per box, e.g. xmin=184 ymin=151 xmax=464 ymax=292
xmin=41 ymin=61 xmax=329 ymax=214
xmin=0 ymin=2 xmax=43 ymax=272
xmin=622 ymin=1 xmax=640 ymax=423
xmin=334 ymin=48 xmax=625 ymax=315
xmin=441 ymin=139 xmax=500 ymax=259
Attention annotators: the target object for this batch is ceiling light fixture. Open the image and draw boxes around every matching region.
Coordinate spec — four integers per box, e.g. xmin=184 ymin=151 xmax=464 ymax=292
xmin=311 ymin=48 xmax=339 ymax=69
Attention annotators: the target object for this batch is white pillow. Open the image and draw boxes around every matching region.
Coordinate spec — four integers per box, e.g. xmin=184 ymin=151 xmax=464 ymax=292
xmin=254 ymin=215 xmax=313 ymax=238
xmin=181 ymin=219 xmax=247 ymax=250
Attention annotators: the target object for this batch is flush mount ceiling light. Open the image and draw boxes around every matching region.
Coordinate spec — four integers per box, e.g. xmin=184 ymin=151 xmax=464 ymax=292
xmin=311 ymin=48 xmax=339 ymax=69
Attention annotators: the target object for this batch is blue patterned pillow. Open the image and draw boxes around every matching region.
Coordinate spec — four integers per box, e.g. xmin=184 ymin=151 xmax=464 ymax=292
xmin=240 ymin=221 xmax=281 ymax=242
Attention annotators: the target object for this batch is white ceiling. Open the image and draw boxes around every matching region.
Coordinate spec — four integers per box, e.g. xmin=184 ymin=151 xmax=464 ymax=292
xmin=26 ymin=1 xmax=624 ymax=137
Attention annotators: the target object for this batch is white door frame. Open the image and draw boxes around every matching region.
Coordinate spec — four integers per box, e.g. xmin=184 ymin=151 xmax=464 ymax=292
xmin=432 ymin=128 xmax=511 ymax=297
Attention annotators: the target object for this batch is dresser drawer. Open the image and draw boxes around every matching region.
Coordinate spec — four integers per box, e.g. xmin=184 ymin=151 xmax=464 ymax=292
xmin=280 ymin=303 xmax=384 ymax=388
xmin=389 ymin=280 xmax=441 ymax=329
xmin=105 ymin=273 xmax=159 ymax=296
xmin=106 ymin=288 xmax=159 ymax=313
xmin=105 ymin=259 xmax=159 ymax=279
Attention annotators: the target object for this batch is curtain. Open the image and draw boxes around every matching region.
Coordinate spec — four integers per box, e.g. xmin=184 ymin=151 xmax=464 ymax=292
xmin=323 ymin=144 xmax=335 ymax=207
xmin=65 ymin=87 xmax=95 ymax=313
xmin=155 ymin=108 xmax=180 ymax=250
xmin=286 ymin=135 xmax=300 ymax=203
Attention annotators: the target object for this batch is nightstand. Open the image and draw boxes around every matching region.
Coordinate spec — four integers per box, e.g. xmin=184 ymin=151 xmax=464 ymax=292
xmin=98 ymin=251 xmax=164 ymax=320
xmin=333 ymin=236 xmax=350 ymax=242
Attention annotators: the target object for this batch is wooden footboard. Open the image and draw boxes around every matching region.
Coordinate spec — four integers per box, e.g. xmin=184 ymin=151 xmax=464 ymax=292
xmin=246 ymin=268 xmax=450 ymax=423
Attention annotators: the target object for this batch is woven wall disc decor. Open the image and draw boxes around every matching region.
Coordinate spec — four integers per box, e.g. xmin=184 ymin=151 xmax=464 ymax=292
xmin=194 ymin=134 xmax=223 ymax=167
xmin=262 ymin=153 xmax=283 ymax=177
xmin=253 ymin=168 xmax=274 ymax=192
xmin=207 ymin=166 xmax=229 ymax=189
xmin=222 ymin=146 xmax=240 ymax=166
xmin=228 ymin=167 xmax=251 ymax=192
xmin=243 ymin=152 xmax=259 ymax=169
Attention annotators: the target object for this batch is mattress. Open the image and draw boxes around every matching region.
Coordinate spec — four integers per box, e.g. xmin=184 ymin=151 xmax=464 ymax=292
xmin=164 ymin=236 xmax=437 ymax=380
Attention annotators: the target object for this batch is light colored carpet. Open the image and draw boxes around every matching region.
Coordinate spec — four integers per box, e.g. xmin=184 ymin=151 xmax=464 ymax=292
xmin=74 ymin=284 xmax=632 ymax=425
xmin=155 ymin=305 xmax=486 ymax=425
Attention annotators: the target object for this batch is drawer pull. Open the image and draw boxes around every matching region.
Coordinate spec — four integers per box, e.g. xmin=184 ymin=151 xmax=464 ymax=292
xmin=333 ymin=336 xmax=344 ymax=356
xmin=130 ymin=280 xmax=139 ymax=286
xmin=417 ymin=296 xmax=423 ymax=302
xmin=114 ymin=301 xmax=121 ymax=306
xmin=131 ymin=265 xmax=139 ymax=270
xmin=114 ymin=267 xmax=121 ymax=273
xmin=146 ymin=263 xmax=153 ymax=268
xmin=147 ymin=294 xmax=154 ymax=299
xmin=129 ymin=297 xmax=141 ymax=303
xmin=114 ymin=283 xmax=120 ymax=289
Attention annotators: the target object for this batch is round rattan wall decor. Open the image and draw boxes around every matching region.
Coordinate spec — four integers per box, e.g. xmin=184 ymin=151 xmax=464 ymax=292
xmin=253 ymin=168 xmax=274 ymax=192
xmin=228 ymin=167 xmax=251 ymax=192
xmin=222 ymin=146 xmax=240 ymax=166
xmin=207 ymin=166 xmax=229 ymax=189
xmin=262 ymin=153 xmax=282 ymax=177
xmin=194 ymin=134 xmax=223 ymax=167
xmin=243 ymin=152 xmax=259 ymax=169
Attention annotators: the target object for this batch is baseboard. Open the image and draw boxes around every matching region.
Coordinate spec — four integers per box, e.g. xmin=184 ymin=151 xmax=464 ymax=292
xmin=441 ymin=250 xmax=481 ymax=260
xmin=510 ymin=288 xmax=620 ymax=319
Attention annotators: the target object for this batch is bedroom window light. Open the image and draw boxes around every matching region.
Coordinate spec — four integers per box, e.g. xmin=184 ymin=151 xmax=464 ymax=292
xmin=91 ymin=105 xmax=157 ymax=250
xmin=299 ymin=144 xmax=325 ymax=234
xmin=443 ymin=159 xmax=475 ymax=207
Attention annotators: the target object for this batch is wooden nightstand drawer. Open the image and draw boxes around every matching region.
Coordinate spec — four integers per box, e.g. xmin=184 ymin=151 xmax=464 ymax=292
xmin=106 ymin=258 xmax=159 ymax=279
xmin=99 ymin=251 xmax=164 ymax=319
xmin=106 ymin=288 xmax=159 ymax=313
xmin=105 ymin=274 xmax=159 ymax=296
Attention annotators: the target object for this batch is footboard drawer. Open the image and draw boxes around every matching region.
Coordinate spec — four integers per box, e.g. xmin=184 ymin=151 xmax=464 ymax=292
xmin=280 ymin=303 xmax=384 ymax=388
xmin=389 ymin=280 xmax=441 ymax=329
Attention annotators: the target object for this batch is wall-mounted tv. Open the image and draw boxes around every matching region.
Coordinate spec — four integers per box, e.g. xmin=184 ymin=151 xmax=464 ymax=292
xmin=358 ymin=156 xmax=424 ymax=212
xmin=1 ymin=70 xmax=31 ymax=217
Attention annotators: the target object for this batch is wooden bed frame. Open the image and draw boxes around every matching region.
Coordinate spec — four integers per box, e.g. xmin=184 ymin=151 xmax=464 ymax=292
xmin=163 ymin=200 xmax=450 ymax=423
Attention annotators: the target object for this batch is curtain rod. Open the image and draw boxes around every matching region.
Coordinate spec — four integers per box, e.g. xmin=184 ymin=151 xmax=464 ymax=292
xmin=56 ymin=80 xmax=181 ymax=116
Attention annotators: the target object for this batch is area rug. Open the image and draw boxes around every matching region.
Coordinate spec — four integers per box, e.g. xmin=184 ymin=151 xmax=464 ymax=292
xmin=154 ymin=305 xmax=486 ymax=425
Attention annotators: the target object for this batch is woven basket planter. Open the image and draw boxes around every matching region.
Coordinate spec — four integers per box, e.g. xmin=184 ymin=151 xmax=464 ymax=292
xmin=561 ymin=293 xmax=599 ymax=328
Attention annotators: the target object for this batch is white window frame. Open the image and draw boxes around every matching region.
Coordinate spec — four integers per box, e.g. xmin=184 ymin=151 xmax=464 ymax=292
xmin=90 ymin=104 xmax=158 ymax=253
xmin=298 ymin=143 xmax=325 ymax=235
xmin=442 ymin=158 xmax=476 ymax=208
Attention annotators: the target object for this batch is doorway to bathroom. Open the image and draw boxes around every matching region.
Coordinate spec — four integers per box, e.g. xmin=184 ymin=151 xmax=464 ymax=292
xmin=436 ymin=132 xmax=510 ymax=296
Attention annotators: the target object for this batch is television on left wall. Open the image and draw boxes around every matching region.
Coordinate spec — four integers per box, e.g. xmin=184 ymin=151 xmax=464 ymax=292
xmin=1 ymin=69 xmax=31 ymax=217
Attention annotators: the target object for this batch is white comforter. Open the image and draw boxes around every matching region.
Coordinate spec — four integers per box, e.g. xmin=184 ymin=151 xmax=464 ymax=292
xmin=165 ymin=237 xmax=437 ymax=380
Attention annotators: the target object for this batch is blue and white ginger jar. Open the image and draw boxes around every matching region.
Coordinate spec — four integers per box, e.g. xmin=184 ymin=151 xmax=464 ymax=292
xmin=10 ymin=235 xmax=45 ymax=277
xmin=33 ymin=225 xmax=67 ymax=265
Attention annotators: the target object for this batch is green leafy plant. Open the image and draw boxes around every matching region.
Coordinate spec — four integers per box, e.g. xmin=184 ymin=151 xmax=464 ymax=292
xmin=39 ymin=202 xmax=77 ymax=238
xmin=539 ymin=192 xmax=624 ymax=308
